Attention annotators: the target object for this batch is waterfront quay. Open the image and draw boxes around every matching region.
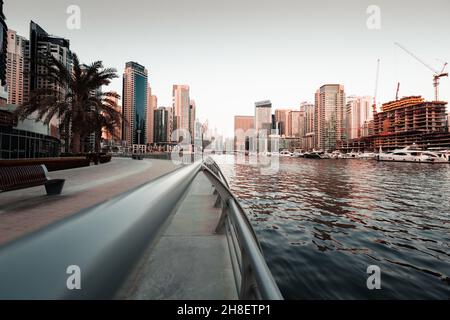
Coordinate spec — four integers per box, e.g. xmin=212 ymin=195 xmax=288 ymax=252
xmin=0 ymin=158 xmax=179 ymax=246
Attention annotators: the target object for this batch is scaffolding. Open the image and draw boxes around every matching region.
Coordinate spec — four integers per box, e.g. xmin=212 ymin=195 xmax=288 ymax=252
xmin=339 ymin=96 xmax=450 ymax=152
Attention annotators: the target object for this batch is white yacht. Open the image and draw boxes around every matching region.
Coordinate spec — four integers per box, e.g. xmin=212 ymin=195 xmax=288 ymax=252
xmin=377 ymin=145 xmax=448 ymax=163
xmin=427 ymin=148 xmax=450 ymax=162
xmin=357 ymin=152 xmax=376 ymax=159
xmin=279 ymin=150 xmax=293 ymax=157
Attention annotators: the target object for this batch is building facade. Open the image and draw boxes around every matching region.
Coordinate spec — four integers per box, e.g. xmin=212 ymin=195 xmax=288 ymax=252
xmin=274 ymin=109 xmax=291 ymax=137
xmin=27 ymin=21 xmax=73 ymax=140
xmin=6 ymin=30 xmax=27 ymax=106
xmin=122 ymin=61 xmax=148 ymax=146
xmin=0 ymin=0 xmax=7 ymax=89
xmin=288 ymin=110 xmax=301 ymax=137
xmin=314 ymin=84 xmax=346 ymax=151
xmin=189 ymin=99 xmax=196 ymax=145
xmin=172 ymin=84 xmax=190 ymax=142
xmin=147 ymin=87 xmax=157 ymax=144
xmin=344 ymin=95 xmax=373 ymax=140
xmin=234 ymin=115 xmax=254 ymax=151
xmin=154 ymin=106 xmax=173 ymax=145
xmin=254 ymin=100 xmax=272 ymax=134
xmin=0 ymin=105 xmax=60 ymax=159
xmin=339 ymin=96 xmax=450 ymax=152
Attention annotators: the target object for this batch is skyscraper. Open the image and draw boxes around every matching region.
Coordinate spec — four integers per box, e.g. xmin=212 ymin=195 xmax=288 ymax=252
xmin=6 ymin=30 xmax=26 ymax=106
xmin=314 ymin=84 xmax=346 ymax=151
xmin=172 ymin=84 xmax=190 ymax=142
xmin=300 ymin=102 xmax=315 ymax=150
xmin=122 ymin=61 xmax=148 ymax=146
xmin=147 ymin=86 xmax=157 ymax=144
xmin=0 ymin=0 xmax=7 ymax=89
xmin=102 ymin=92 xmax=121 ymax=143
xmin=255 ymin=100 xmax=272 ymax=133
xmin=234 ymin=115 xmax=254 ymax=151
xmin=26 ymin=21 xmax=73 ymax=138
xmin=189 ymin=99 xmax=196 ymax=144
xmin=345 ymin=95 xmax=373 ymax=140
xmin=288 ymin=110 xmax=301 ymax=137
xmin=274 ymin=109 xmax=291 ymax=136
xmin=154 ymin=106 xmax=173 ymax=145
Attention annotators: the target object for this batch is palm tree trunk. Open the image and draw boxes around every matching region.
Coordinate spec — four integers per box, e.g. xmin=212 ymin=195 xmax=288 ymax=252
xmin=71 ymin=132 xmax=81 ymax=154
xmin=95 ymin=130 xmax=101 ymax=154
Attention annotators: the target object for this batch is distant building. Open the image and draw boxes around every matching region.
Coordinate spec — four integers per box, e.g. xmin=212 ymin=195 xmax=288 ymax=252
xmin=189 ymin=99 xmax=196 ymax=145
xmin=172 ymin=84 xmax=190 ymax=142
xmin=315 ymin=84 xmax=346 ymax=151
xmin=26 ymin=21 xmax=73 ymax=141
xmin=6 ymin=30 xmax=27 ymax=106
xmin=234 ymin=115 xmax=254 ymax=151
xmin=147 ymin=87 xmax=157 ymax=144
xmin=154 ymin=106 xmax=173 ymax=147
xmin=288 ymin=110 xmax=301 ymax=137
xmin=0 ymin=0 xmax=7 ymax=89
xmin=344 ymin=95 xmax=372 ymax=140
xmin=102 ymin=92 xmax=121 ymax=144
xmin=274 ymin=109 xmax=291 ymax=136
xmin=339 ymin=96 xmax=450 ymax=152
xmin=254 ymin=100 xmax=272 ymax=134
xmin=300 ymin=102 xmax=315 ymax=150
xmin=122 ymin=61 xmax=148 ymax=146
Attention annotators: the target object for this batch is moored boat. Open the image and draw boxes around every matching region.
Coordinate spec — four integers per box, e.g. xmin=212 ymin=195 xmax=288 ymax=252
xmin=376 ymin=145 xmax=448 ymax=163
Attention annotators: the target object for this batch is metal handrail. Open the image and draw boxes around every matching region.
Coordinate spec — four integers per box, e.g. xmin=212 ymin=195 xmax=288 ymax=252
xmin=202 ymin=158 xmax=284 ymax=300
xmin=0 ymin=162 xmax=202 ymax=299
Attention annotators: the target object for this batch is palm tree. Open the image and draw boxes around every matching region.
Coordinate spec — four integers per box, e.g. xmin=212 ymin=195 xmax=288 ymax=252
xmin=86 ymin=91 xmax=122 ymax=153
xmin=15 ymin=53 xmax=120 ymax=154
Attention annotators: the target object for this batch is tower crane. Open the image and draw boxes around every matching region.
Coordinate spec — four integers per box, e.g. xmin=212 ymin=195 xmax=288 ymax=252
xmin=373 ymin=58 xmax=380 ymax=113
xmin=394 ymin=42 xmax=448 ymax=101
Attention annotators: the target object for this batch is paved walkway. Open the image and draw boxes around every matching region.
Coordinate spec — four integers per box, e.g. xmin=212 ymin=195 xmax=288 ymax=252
xmin=125 ymin=171 xmax=237 ymax=300
xmin=0 ymin=158 xmax=179 ymax=246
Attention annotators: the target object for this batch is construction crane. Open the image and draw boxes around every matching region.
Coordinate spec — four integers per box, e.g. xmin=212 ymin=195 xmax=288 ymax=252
xmin=373 ymin=58 xmax=380 ymax=113
xmin=394 ymin=42 xmax=448 ymax=101
xmin=395 ymin=82 xmax=400 ymax=100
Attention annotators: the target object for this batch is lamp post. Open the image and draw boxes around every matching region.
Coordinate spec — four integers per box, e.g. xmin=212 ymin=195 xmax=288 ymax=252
xmin=137 ymin=129 xmax=142 ymax=157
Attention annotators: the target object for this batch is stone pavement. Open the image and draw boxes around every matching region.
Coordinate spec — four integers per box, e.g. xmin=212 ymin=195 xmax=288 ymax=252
xmin=0 ymin=158 xmax=179 ymax=246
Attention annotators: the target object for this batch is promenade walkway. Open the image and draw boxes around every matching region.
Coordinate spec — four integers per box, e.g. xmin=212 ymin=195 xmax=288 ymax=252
xmin=124 ymin=171 xmax=237 ymax=300
xmin=0 ymin=158 xmax=179 ymax=246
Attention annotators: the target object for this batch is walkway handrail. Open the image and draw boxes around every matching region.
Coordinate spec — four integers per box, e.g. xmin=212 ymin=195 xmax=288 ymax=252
xmin=202 ymin=158 xmax=284 ymax=300
xmin=0 ymin=162 xmax=202 ymax=299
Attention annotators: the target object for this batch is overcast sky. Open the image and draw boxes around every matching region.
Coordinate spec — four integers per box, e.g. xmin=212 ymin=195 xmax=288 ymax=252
xmin=5 ymin=0 xmax=450 ymax=136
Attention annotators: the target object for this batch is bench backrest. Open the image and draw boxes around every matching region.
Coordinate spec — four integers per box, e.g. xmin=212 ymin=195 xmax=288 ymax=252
xmin=0 ymin=165 xmax=49 ymax=192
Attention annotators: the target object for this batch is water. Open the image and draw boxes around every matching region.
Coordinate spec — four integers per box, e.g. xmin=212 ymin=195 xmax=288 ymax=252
xmin=216 ymin=155 xmax=450 ymax=299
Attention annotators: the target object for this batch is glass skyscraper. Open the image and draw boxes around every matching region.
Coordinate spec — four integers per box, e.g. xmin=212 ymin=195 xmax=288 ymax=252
xmin=122 ymin=62 xmax=148 ymax=146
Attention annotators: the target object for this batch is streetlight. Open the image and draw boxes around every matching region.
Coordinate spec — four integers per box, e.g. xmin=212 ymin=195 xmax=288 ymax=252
xmin=137 ymin=129 xmax=142 ymax=158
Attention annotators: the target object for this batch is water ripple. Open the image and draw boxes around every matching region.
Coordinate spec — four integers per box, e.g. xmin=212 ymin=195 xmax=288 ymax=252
xmin=217 ymin=156 xmax=450 ymax=299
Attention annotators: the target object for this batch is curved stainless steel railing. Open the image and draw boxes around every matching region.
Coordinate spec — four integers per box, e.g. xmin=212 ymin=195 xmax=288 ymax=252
xmin=0 ymin=162 xmax=202 ymax=299
xmin=202 ymin=157 xmax=284 ymax=300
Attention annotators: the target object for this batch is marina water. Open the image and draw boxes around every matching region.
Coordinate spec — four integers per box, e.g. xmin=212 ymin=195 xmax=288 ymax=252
xmin=216 ymin=155 xmax=450 ymax=299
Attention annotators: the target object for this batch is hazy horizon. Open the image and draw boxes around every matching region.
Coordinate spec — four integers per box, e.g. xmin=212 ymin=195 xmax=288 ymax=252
xmin=5 ymin=0 xmax=450 ymax=137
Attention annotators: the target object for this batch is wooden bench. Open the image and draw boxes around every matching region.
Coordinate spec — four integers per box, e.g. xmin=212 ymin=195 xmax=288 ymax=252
xmin=0 ymin=165 xmax=65 ymax=195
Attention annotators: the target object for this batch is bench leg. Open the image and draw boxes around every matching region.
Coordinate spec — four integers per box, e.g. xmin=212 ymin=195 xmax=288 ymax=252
xmin=45 ymin=179 xmax=65 ymax=195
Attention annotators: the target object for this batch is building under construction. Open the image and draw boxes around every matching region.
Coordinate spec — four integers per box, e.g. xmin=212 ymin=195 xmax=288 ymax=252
xmin=339 ymin=96 xmax=450 ymax=152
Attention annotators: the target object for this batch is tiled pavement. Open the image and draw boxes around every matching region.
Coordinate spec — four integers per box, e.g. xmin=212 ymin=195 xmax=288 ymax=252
xmin=0 ymin=158 xmax=179 ymax=246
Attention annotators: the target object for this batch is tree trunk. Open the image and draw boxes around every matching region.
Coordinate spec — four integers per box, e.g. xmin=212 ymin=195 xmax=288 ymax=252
xmin=95 ymin=130 xmax=101 ymax=154
xmin=71 ymin=132 xmax=81 ymax=154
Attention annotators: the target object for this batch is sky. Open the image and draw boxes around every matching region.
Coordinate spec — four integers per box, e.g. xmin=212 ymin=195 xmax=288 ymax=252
xmin=4 ymin=0 xmax=450 ymax=137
